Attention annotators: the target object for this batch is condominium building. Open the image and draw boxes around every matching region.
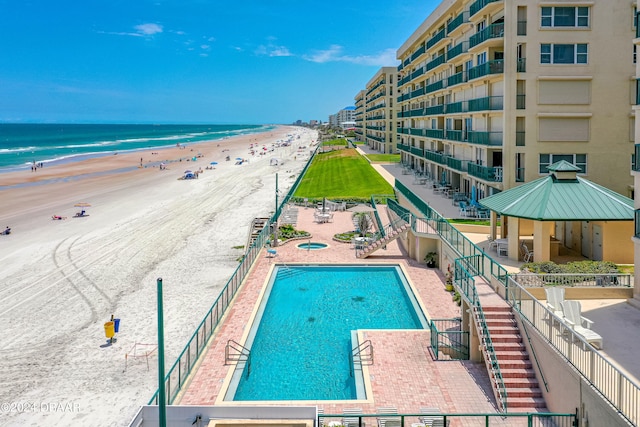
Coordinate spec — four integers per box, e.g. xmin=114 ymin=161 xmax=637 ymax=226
xmin=363 ymin=67 xmax=398 ymax=154
xmin=354 ymin=90 xmax=365 ymax=142
xmin=396 ymin=0 xmax=635 ymax=200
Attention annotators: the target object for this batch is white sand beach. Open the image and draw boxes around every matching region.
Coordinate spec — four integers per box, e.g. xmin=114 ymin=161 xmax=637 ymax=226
xmin=0 ymin=126 xmax=317 ymax=426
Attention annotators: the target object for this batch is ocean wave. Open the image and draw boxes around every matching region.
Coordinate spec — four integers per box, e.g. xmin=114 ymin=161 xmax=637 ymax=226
xmin=0 ymin=146 xmax=37 ymax=153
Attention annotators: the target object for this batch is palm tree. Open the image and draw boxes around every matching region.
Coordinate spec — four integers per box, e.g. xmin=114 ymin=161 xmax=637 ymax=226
xmin=352 ymin=212 xmax=372 ymax=237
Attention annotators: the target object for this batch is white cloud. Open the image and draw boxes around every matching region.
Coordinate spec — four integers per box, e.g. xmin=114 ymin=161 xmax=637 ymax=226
xmin=134 ymin=23 xmax=163 ymax=36
xmin=255 ymin=44 xmax=292 ymax=57
xmin=201 ymin=44 xmax=210 ymax=50
xmin=303 ymin=45 xmax=398 ymax=66
xmin=99 ymin=22 xmax=163 ymax=38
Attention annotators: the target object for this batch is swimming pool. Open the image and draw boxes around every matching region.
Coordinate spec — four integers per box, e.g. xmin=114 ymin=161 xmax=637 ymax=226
xmin=225 ymin=264 xmax=427 ymax=401
xmin=296 ymin=242 xmax=328 ymax=250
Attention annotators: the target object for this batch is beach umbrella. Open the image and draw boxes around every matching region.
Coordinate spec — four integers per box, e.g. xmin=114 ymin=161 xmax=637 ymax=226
xmin=74 ymin=202 xmax=91 ymax=207
xmin=347 ymin=204 xmax=376 ymax=213
xmin=236 ymin=157 xmax=242 ymax=161
xmin=184 ymin=170 xmax=192 ymax=174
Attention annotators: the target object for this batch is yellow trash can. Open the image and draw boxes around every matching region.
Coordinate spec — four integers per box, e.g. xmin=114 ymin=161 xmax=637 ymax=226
xmin=104 ymin=321 xmax=115 ymax=339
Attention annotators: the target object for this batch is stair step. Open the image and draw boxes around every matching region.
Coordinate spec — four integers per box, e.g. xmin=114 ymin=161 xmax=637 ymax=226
xmin=497 ymin=359 xmax=532 ymax=369
xmin=482 ymin=306 xmax=512 ymax=313
xmin=500 ymin=368 xmax=536 ymax=378
xmin=492 ymin=342 xmax=525 ymax=352
xmin=485 ymin=326 xmax=519 ymax=334
xmin=494 ymin=350 xmax=529 ymax=360
xmin=485 ymin=319 xmax=516 ymax=327
xmin=490 ymin=334 xmax=522 ymax=343
xmin=503 ymin=377 xmax=540 ymax=388
xmin=505 ymin=388 xmax=543 ymax=399
xmin=483 ymin=312 xmax=513 ymax=319
xmin=506 ymin=397 xmax=547 ymax=409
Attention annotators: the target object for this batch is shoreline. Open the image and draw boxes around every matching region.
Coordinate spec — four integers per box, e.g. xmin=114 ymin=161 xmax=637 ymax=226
xmin=0 ymin=125 xmax=317 ymax=426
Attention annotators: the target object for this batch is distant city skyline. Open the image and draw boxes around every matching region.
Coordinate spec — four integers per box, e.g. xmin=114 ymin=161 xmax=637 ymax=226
xmin=0 ymin=1 xmax=438 ymax=124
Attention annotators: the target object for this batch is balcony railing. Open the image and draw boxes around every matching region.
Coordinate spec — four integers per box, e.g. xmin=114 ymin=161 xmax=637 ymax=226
xmin=447 ymin=41 xmax=469 ymax=61
xmin=426 ymin=79 xmax=445 ymax=94
xmin=517 ymin=58 xmax=526 ymax=72
xmin=445 ymin=156 xmax=467 ymax=172
xmin=446 ymin=101 xmax=464 ymax=114
xmin=411 ymin=44 xmax=426 ymax=62
xmin=426 ymin=28 xmax=447 ymax=50
xmin=411 ymin=87 xmax=425 ymax=99
xmin=468 ymin=96 xmax=503 ymax=112
xmin=517 ymin=20 xmax=527 ymax=36
xmin=447 ymin=11 xmax=469 ymax=34
xmin=424 ymin=149 xmax=445 ymax=164
xmin=468 ymin=131 xmax=503 ymax=146
xmin=411 ymin=67 xmax=425 ymax=80
xmin=426 ymin=54 xmax=446 ymax=71
xmin=448 ymin=71 xmax=467 ymax=87
xmin=410 ymin=108 xmax=424 ymax=117
xmin=425 ymin=104 xmax=445 ymax=115
xmin=410 ymin=146 xmax=424 ymax=156
xmin=469 ymin=22 xmax=504 ymax=49
xmin=425 ymin=129 xmax=445 ymax=139
xmin=634 ymin=144 xmax=640 ymax=171
xmin=409 ymin=128 xmax=425 ymax=136
xmin=468 ymin=163 xmax=501 ymax=182
xmin=468 ymin=60 xmax=504 ymax=81
xmin=470 ymin=0 xmax=501 ymax=17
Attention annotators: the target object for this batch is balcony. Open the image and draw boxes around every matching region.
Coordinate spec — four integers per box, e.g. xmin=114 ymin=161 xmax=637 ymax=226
xmin=470 ymin=0 xmax=501 ymax=18
xmin=425 ymin=79 xmax=445 ymax=94
xmin=517 ymin=58 xmax=526 ymax=72
xmin=397 ymin=128 xmax=409 ymax=135
xmin=446 ymin=129 xmax=464 ymax=142
xmin=424 ymin=150 xmax=445 ymax=164
xmin=446 ymin=101 xmax=465 ymax=114
xmin=410 ymin=108 xmax=424 ymax=117
xmin=425 ymin=129 xmax=445 ymax=139
xmin=447 ymin=41 xmax=469 ymax=61
xmin=468 ymin=96 xmax=503 ymax=112
xmin=517 ymin=20 xmax=527 ymax=36
xmin=468 ymin=59 xmax=504 ymax=81
xmin=445 ymin=156 xmax=468 ymax=172
xmin=411 ymin=87 xmax=425 ymax=99
xmin=426 ymin=28 xmax=447 ymax=50
xmin=634 ymin=144 xmax=640 ymax=171
xmin=426 ymin=54 xmax=446 ymax=72
xmin=447 ymin=71 xmax=467 ymax=87
xmin=411 ymin=44 xmax=426 ymax=62
xmin=425 ymin=104 xmax=445 ymax=115
xmin=447 ymin=11 xmax=469 ymax=35
xmin=411 ymin=67 xmax=425 ymax=80
xmin=468 ymin=163 xmax=502 ymax=182
xmin=469 ymin=22 xmax=504 ymax=49
xmin=410 ymin=145 xmax=424 ymax=156
xmin=468 ymin=130 xmax=503 ymax=146
xmin=397 ymin=143 xmax=410 ymax=151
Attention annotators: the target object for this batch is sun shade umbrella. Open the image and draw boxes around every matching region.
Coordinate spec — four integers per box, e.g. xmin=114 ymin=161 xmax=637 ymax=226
xmin=210 ymin=162 xmax=218 ymax=165
xmin=74 ymin=202 xmax=91 ymax=207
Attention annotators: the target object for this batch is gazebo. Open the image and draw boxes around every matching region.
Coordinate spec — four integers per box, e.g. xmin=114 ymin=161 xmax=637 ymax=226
xmin=479 ymin=161 xmax=634 ymax=263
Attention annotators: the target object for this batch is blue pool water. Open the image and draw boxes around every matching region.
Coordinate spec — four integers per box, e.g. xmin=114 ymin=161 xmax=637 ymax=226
xmin=296 ymin=242 xmax=328 ymax=250
xmin=230 ymin=265 xmax=426 ymax=401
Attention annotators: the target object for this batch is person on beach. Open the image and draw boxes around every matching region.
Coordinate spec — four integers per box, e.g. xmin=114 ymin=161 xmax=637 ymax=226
xmin=2 ymin=226 xmax=10 ymax=235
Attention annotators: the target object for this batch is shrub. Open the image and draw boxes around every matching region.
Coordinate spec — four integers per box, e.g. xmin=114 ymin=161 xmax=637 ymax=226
xmin=521 ymin=260 xmax=620 ymax=274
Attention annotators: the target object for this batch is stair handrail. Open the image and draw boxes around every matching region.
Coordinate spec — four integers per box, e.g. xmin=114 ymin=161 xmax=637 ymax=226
xmin=455 ymin=257 xmax=507 ymax=412
xmin=520 ymin=320 xmax=549 ymax=392
xmin=225 ymin=339 xmax=251 ymax=378
xmin=352 ymin=339 xmax=374 ymax=369
xmin=369 ymin=195 xmax=386 ymax=238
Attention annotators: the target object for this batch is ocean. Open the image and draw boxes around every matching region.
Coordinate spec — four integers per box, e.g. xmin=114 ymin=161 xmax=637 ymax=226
xmin=0 ymin=123 xmax=274 ymax=171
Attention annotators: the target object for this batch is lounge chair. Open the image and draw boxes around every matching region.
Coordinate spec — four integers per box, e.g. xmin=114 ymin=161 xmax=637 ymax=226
xmin=419 ymin=408 xmax=445 ymax=427
xmin=561 ymin=300 xmax=603 ymax=349
xmin=545 ymin=287 xmax=565 ymax=319
xmin=376 ymin=407 xmax=400 ymax=427
xmin=342 ymin=408 xmax=363 ymax=427
xmin=520 ymin=242 xmax=534 ymax=262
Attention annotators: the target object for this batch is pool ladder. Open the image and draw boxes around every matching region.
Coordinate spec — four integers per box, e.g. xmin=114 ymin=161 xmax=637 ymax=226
xmin=225 ymin=339 xmax=251 ymax=378
xmin=350 ymin=339 xmax=373 ymax=377
xmin=277 ymin=264 xmax=305 ymax=279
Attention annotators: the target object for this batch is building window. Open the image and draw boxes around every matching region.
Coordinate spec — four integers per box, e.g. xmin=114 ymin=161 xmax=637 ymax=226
xmin=477 ymin=52 xmax=487 ymax=65
xmin=541 ymin=44 xmax=588 ymax=64
xmin=539 ymin=154 xmax=587 ymax=174
xmin=541 ymin=7 xmax=589 ymax=27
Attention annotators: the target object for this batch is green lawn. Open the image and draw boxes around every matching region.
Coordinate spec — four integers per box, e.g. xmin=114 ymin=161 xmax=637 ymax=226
xmin=366 ymin=153 xmax=401 ymax=163
xmin=322 ymin=138 xmax=347 ymax=146
xmin=294 ymin=148 xmax=393 ymax=198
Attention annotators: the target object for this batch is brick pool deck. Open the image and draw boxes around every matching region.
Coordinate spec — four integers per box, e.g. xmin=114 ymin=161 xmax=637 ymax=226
xmin=177 ymin=206 xmax=513 ymax=424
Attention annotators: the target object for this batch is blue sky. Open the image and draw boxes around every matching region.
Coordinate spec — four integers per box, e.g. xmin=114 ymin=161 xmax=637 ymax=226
xmin=0 ymin=1 xmax=437 ymax=124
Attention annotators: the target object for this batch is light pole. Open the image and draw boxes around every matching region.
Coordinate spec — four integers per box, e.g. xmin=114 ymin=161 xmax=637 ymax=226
xmin=157 ymin=278 xmax=166 ymax=427
xmin=273 ymin=173 xmax=279 ymax=247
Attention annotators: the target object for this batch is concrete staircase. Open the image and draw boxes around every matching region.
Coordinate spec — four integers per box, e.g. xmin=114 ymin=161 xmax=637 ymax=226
xmin=355 ymin=222 xmax=410 ymax=259
xmin=482 ymin=306 xmax=547 ymax=412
